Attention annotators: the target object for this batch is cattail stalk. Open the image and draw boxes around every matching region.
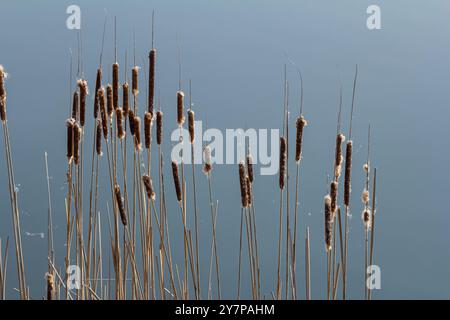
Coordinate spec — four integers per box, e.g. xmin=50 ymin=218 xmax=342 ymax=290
xmin=128 ymin=109 xmax=135 ymax=136
xmin=279 ymin=137 xmax=287 ymax=190
xmin=188 ymin=110 xmax=194 ymax=144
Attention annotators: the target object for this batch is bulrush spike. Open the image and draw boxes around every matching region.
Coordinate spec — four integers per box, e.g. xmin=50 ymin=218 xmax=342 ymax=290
xmin=96 ymin=119 xmax=102 ymax=155
xmin=112 ymin=62 xmax=119 ymax=110
xmin=142 ymin=174 xmax=156 ymax=200
xmin=239 ymin=161 xmax=248 ymax=208
xmin=295 ymin=115 xmax=307 ymax=163
xmin=114 ymin=185 xmax=127 ymax=226
xmin=246 ymin=175 xmax=252 ymax=207
xmin=128 ymin=109 xmax=135 ymax=136
xmin=78 ymin=79 xmax=88 ymax=126
xmin=334 ymin=134 xmax=345 ymax=179
xmin=344 ymin=140 xmax=353 ymax=207
xmin=203 ymin=146 xmax=212 ymax=174
xmin=73 ymin=122 xmax=81 ymax=165
xmin=330 ymin=181 xmax=338 ymax=217
xmin=156 ymin=111 xmax=163 ymax=145
xmin=46 ymin=273 xmax=54 ymax=300
xmin=279 ymin=137 xmax=287 ymax=190
xmin=132 ymin=66 xmax=139 ymax=96
xmin=134 ymin=116 xmax=142 ymax=151
xmin=172 ymin=160 xmax=182 ymax=202
xmin=116 ymin=108 xmax=125 ymax=139
xmin=66 ymin=118 xmax=75 ymax=162
xmin=0 ymin=65 xmax=6 ymax=122
xmin=106 ymin=84 xmax=113 ymax=117
xmin=177 ymin=90 xmax=185 ymax=126
xmin=246 ymin=154 xmax=254 ymax=183
xmin=324 ymin=195 xmax=333 ymax=252
xmin=93 ymin=68 xmax=102 ymax=118
xmin=188 ymin=109 xmax=195 ymax=143
xmin=144 ymin=112 xmax=152 ymax=149
xmin=72 ymin=91 xmax=79 ymax=120
xmin=98 ymin=88 xmax=108 ymax=139
xmin=149 ymin=48 xmax=156 ymax=115
xmin=122 ymin=82 xmax=129 ymax=116
xmin=362 ymin=208 xmax=371 ymax=231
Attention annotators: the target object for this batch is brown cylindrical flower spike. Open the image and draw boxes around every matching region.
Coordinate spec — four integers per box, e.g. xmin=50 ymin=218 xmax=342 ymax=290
xmin=334 ymin=134 xmax=345 ymax=179
xmin=246 ymin=154 xmax=254 ymax=183
xmin=116 ymin=108 xmax=125 ymax=139
xmin=112 ymin=63 xmax=119 ymax=110
xmin=66 ymin=118 xmax=75 ymax=162
xmin=279 ymin=137 xmax=287 ymax=190
xmin=324 ymin=195 xmax=333 ymax=252
xmin=142 ymin=174 xmax=156 ymax=200
xmin=144 ymin=112 xmax=152 ymax=149
xmin=172 ymin=160 xmax=182 ymax=202
xmin=203 ymin=146 xmax=212 ymax=174
xmin=156 ymin=111 xmax=163 ymax=145
xmin=122 ymin=82 xmax=129 ymax=116
xmin=78 ymin=79 xmax=88 ymax=127
xmin=344 ymin=140 xmax=353 ymax=207
xmin=96 ymin=119 xmax=102 ymax=156
xmin=177 ymin=90 xmax=185 ymax=126
xmin=106 ymin=84 xmax=113 ymax=116
xmin=295 ymin=115 xmax=307 ymax=163
xmin=114 ymin=184 xmax=127 ymax=226
xmin=149 ymin=49 xmax=156 ymax=116
xmin=239 ymin=161 xmax=248 ymax=208
xmin=72 ymin=91 xmax=79 ymax=120
xmin=0 ymin=65 xmax=6 ymax=122
xmin=98 ymin=88 xmax=108 ymax=139
xmin=330 ymin=181 xmax=338 ymax=217
xmin=93 ymin=68 xmax=102 ymax=119
xmin=132 ymin=66 xmax=139 ymax=96
xmin=73 ymin=122 xmax=81 ymax=165
xmin=134 ymin=116 xmax=142 ymax=151
xmin=188 ymin=109 xmax=195 ymax=143
xmin=246 ymin=175 xmax=252 ymax=207
xmin=128 ymin=109 xmax=135 ymax=136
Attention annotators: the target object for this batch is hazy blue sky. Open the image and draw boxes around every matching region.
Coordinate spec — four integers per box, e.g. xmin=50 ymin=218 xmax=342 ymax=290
xmin=0 ymin=0 xmax=449 ymax=299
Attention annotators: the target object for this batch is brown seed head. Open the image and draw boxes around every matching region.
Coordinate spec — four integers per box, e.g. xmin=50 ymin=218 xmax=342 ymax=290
xmin=66 ymin=118 xmax=75 ymax=162
xmin=203 ymin=146 xmax=212 ymax=174
xmin=344 ymin=140 xmax=353 ymax=207
xmin=188 ymin=109 xmax=195 ymax=143
xmin=128 ymin=109 xmax=135 ymax=136
xmin=149 ymin=49 xmax=156 ymax=115
xmin=246 ymin=154 xmax=254 ymax=183
xmin=116 ymin=108 xmax=125 ymax=139
xmin=177 ymin=90 xmax=185 ymax=126
xmin=96 ymin=119 xmax=102 ymax=156
xmin=246 ymin=175 xmax=252 ymax=207
xmin=334 ymin=133 xmax=345 ymax=179
xmin=134 ymin=116 xmax=142 ymax=151
xmin=279 ymin=137 xmax=287 ymax=190
xmin=114 ymin=185 xmax=127 ymax=226
xmin=142 ymin=174 xmax=156 ymax=200
xmin=112 ymin=63 xmax=119 ymax=110
xmin=72 ymin=91 xmax=79 ymax=120
xmin=0 ymin=65 xmax=6 ymax=122
xmin=324 ymin=195 xmax=333 ymax=252
xmin=362 ymin=208 xmax=372 ymax=231
xmin=93 ymin=68 xmax=102 ymax=119
xmin=362 ymin=189 xmax=369 ymax=206
xmin=156 ymin=111 xmax=163 ymax=145
xmin=132 ymin=66 xmax=139 ymax=95
xmin=98 ymin=88 xmax=108 ymax=139
xmin=239 ymin=161 xmax=248 ymax=208
xmin=73 ymin=122 xmax=81 ymax=165
xmin=122 ymin=82 xmax=129 ymax=116
xmin=295 ymin=115 xmax=307 ymax=163
xmin=172 ymin=160 xmax=182 ymax=202
xmin=144 ymin=112 xmax=152 ymax=149
xmin=330 ymin=181 xmax=338 ymax=217
xmin=106 ymin=84 xmax=113 ymax=116
xmin=78 ymin=79 xmax=88 ymax=126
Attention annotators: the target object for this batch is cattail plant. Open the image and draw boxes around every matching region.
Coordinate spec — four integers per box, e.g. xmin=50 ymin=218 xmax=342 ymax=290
xmin=116 ymin=108 xmax=125 ymax=139
xmin=188 ymin=110 xmax=194 ymax=144
xmin=46 ymin=273 xmax=54 ymax=300
xmin=73 ymin=122 xmax=81 ymax=165
xmin=132 ymin=66 xmax=139 ymax=96
xmin=0 ymin=65 xmax=6 ymax=122
xmin=279 ymin=137 xmax=287 ymax=190
xmin=171 ymin=160 xmax=182 ymax=202
xmin=177 ymin=90 xmax=185 ymax=126
xmin=114 ymin=185 xmax=127 ymax=226
xmin=246 ymin=154 xmax=253 ymax=183
xmin=96 ymin=119 xmax=102 ymax=156
xmin=78 ymin=79 xmax=88 ymax=126
xmin=128 ymin=109 xmax=135 ymax=136
xmin=324 ymin=195 xmax=333 ymax=252
xmin=238 ymin=161 xmax=248 ymax=208
xmin=295 ymin=116 xmax=307 ymax=163
xmin=112 ymin=62 xmax=119 ymax=110
xmin=133 ymin=116 xmax=142 ymax=151
xmin=93 ymin=68 xmax=102 ymax=118
xmin=144 ymin=112 xmax=152 ymax=149
xmin=98 ymin=88 xmax=108 ymax=139
xmin=122 ymin=81 xmax=129 ymax=116
xmin=203 ymin=146 xmax=212 ymax=174
xmin=106 ymin=84 xmax=113 ymax=117
xmin=66 ymin=118 xmax=75 ymax=163
xmin=334 ymin=134 xmax=345 ymax=179
xmin=142 ymin=174 xmax=155 ymax=200
xmin=72 ymin=91 xmax=79 ymax=120
xmin=343 ymin=141 xmax=353 ymax=207
xmin=156 ymin=111 xmax=162 ymax=145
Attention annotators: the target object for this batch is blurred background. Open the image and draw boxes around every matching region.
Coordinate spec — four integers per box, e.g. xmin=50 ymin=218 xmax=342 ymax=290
xmin=0 ymin=0 xmax=448 ymax=299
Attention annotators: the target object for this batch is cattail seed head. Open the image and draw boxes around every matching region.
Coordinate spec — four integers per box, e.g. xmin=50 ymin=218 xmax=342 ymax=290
xmin=96 ymin=119 xmax=102 ymax=156
xmin=114 ymin=185 xmax=127 ymax=226
xmin=330 ymin=181 xmax=338 ymax=217
xmin=171 ymin=160 xmax=182 ymax=202
xmin=134 ymin=116 xmax=142 ymax=151
xmin=279 ymin=137 xmax=287 ymax=190
xmin=295 ymin=115 xmax=307 ymax=163
xmin=188 ymin=109 xmax=195 ymax=143
xmin=177 ymin=90 xmax=185 ymax=126
xmin=66 ymin=118 xmax=75 ymax=162
xmin=246 ymin=154 xmax=254 ymax=183
xmin=93 ymin=68 xmax=102 ymax=119
xmin=144 ymin=112 xmax=152 ymax=149
xmin=116 ymin=108 xmax=125 ymax=139
xmin=132 ymin=66 xmax=139 ymax=95
xmin=246 ymin=175 xmax=252 ymax=207
xmin=112 ymin=63 xmax=119 ymax=110
xmin=73 ymin=122 xmax=81 ymax=165
xmin=344 ymin=140 xmax=353 ymax=207
xmin=334 ymin=133 xmax=345 ymax=179
xmin=128 ymin=109 xmax=135 ymax=136
xmin=98 ymin=88 xmax=108 ymax=139
xmin=78 ymin=79 xmax=88 ymax=127
xmin=149 ymin=49 xmax=156 ymax=115
xmin=156 ymin=111 xmax=163 ymax=145
xmin=0 ymin=65 xmax=6 ymax=122
xmin=122 ymin=82 xmax=129 ymax=116
xmin=362 ymin=208 xmax=372 ymax=231
xmin=72 ymin=91 xmax=79 ymax=120
xmin=362 ymin=189 xmax=369 ymax=206
xmin=106 ymin=84 xmax=113 ymax=116
xmin=46 ymin=272 xmax=54 ymax=301
xmin=363 ymin=163 xmax=369 ymax=173
xmin=239 ymin=161 xmax=248 ymax=208
xmin=203 ymin=146 xmax=212 ymax=174
xmin=142 ymin=174 xmax=156 ymax=200
xmin=324 ymin=195 xmax=333 ymax=252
